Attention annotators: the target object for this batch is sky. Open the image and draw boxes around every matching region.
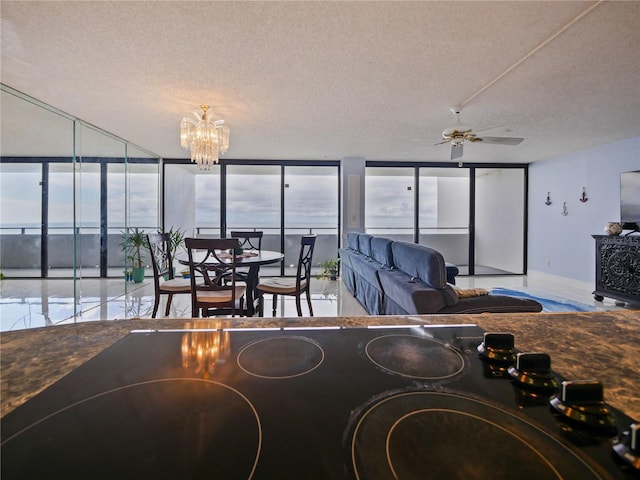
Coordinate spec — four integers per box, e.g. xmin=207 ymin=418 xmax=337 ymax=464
xmin=0 ymin=164 xmax=469 ymax=232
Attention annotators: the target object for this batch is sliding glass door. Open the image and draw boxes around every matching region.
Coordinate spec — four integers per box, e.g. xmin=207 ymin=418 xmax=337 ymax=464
xmin=419 ymin=168 xmax=470 ymax=274
xmin=0 ymin=163 xmax=42 ymax=277
xmin=364 ymin=162 xmax=527 ymax=276
xmin=474 ymin=168 xmax=525 ymax=274
xmin=226 ymin=164 xmax=281 ymax=265
xmin=163 ymin=160 xmax=340 ymax=276
xmin=284 ymin=166 xmax=339 ymax=275
xmin=365 ymin=167 xmax=414 ymax=242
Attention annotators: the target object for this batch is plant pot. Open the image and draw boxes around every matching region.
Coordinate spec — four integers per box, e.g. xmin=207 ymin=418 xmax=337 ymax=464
xmin=329 ymin=268 xmax=338 ymax=281
xmin=163 ymin=267 xmax=177 ymax=281
xmin=132 ymin=267 xmax=146 ymax=283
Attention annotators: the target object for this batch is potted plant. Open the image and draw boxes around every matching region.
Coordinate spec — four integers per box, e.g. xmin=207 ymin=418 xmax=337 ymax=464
xmin=124 ymin=258 xmax=134 ymax=282
xmin=319 ymin=258 xmax=340 ymax=280
xmin=158 ymin=226 xmax=186 ymax=279
xmin=121 ymin=228 xmax=147 ymax=283
xmin=164 ymin=226 xmax=186 ymax=263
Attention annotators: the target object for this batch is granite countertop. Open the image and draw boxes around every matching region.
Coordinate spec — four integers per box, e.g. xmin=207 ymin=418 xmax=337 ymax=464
xmin=2 ymin=311 xmax=639 ymax=420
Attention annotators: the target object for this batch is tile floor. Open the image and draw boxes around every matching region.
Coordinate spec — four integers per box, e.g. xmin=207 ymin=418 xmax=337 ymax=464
xmin=0 ymin=274 xmax=636 ymax=333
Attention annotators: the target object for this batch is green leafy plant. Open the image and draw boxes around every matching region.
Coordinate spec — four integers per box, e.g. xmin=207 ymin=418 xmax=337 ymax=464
xmin=317 ymin=258 xmax=340 ymax=280
xmin=163 ymin=226 xmax=186 ymax=260
xmin=120 ymin=227 xmax=147 ymax=269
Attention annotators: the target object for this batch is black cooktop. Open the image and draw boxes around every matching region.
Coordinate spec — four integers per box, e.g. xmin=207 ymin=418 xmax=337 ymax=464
xmin=1 ymin=324 xmax=637 ymax=479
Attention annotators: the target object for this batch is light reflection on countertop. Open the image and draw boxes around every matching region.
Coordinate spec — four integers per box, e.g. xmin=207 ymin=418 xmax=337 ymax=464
xmin=1 ymin=311 xmax=638 ymax=420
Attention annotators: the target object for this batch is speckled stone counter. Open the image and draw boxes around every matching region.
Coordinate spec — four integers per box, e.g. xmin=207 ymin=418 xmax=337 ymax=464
xmin=2 ymin=311 xmax=639 ymax=420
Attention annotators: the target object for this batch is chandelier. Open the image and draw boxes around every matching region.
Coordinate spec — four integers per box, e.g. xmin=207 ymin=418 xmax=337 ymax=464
xmin=180 ymin=105 xmax=230 ymax=170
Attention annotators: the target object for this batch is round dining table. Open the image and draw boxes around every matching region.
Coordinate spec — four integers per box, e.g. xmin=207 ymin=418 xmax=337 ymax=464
xmin=178 ymin=250 xmax=285 ymax=316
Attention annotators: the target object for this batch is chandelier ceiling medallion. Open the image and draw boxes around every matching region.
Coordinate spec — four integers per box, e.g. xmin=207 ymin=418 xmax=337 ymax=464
xmin=180 ymin=105 xmax=229 ymax=170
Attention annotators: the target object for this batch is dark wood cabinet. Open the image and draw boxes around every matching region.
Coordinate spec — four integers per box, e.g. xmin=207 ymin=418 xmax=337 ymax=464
xmin=592 ymin=234 xmax=640 ymax=305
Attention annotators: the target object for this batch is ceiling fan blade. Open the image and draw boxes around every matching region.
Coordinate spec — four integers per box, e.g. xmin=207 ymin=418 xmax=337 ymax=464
xmin=450 ymin=143 xmax=463 ymax=160
xmin=477 ymin=136 xmax=524 ymax=145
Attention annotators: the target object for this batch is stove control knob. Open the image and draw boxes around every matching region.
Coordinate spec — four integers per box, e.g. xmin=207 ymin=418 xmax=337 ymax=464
xmin=549 ymin=380 xmax=617 ymax=435
xmin=508 ymin=352 xmax=559 ymax=390
xmin=613 ymin=423 xmax=640 ymax=470
xmin=477 ymin=332 xmax=515 ymax=363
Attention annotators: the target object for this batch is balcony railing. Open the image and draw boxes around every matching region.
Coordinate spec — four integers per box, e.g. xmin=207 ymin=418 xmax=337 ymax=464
xmin=0 ymin=225 xmax=340 ymax=277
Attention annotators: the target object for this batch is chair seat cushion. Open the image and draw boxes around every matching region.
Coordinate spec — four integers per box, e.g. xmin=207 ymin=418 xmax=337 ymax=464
xmin=196 ymin=286 xmax=246 ymax=304
xmin=257 ymin=277 xmax=307 ymax=294
xmin=159 ymin=278 xmax=192 ymax=292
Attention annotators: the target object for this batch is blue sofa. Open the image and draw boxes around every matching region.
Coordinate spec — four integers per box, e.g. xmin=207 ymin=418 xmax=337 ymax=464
xmin=339 ymin=233 xmax=542 ymax=315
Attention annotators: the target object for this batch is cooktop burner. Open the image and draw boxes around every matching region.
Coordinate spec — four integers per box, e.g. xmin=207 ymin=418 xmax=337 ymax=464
xmin=238 ymin=335 xmax=324 ymax=379
xmin=351 ymin=391 xmax=605 ymax=480
xmin=365 ymin=334 xmax=464 ymax=379
xmin=1 ymin=325 xmax=636 ymax=479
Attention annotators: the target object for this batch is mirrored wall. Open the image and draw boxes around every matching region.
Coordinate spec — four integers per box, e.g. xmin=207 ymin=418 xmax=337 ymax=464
xmin=0 ymin=84 xmax=161 ymax=328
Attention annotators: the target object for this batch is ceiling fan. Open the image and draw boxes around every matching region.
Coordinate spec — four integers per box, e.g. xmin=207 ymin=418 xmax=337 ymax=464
xmin=437 ymin=106 xmax=524 ymax=166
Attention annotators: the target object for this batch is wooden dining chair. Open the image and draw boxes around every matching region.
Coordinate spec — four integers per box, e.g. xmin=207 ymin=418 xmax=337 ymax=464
xmin=146 ymin=233 xmax=192 ymax=318
xmin=230 ymin=230 xmax=263 ymax=251
xmin=185 ymin=237 xmax=246 ymax=318
xmin=257 ymin=235 xmax=316 ymax=317
xmin=228 ymin=230 xmax=263 ymax=284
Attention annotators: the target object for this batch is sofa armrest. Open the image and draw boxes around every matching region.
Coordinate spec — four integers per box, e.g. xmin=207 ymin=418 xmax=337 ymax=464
xmin=378 ymin=269 xmax=448 ymax=314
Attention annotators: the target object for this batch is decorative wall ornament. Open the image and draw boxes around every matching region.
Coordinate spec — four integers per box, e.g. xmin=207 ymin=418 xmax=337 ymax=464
xmin=561 ymin=202 xmax=568 ymax=216
xmin=545 ymin=192 xmax=552 ymax=206
xmin=604 ymin=222 xmax=623 ymax=236
xmin=579 ymin=187 xmax=588 ymax=203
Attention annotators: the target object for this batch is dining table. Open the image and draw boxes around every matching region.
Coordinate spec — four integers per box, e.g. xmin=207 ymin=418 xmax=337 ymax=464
xmin=178 ymin=249 xmax=285 ymax=316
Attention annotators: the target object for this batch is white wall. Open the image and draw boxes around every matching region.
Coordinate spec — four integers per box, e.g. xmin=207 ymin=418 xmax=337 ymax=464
xmin=528 ymin=136 xmax=640 ymax=283
xmin=163 ymin=163 xmax=196 ymax=236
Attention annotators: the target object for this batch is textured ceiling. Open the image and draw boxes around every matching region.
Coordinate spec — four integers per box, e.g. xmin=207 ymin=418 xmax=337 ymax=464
xmin=1 ymin=1 xmax=639 ymax=164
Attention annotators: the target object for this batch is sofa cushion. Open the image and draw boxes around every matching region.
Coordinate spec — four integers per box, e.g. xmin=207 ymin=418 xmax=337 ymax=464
xmin=438 ymin=295 xmax=543 ymax=314
xmin=358 ymin=234 xmax=373 ymax=257
xmin=370 ymin=237 xmax=394 ymax=267
xmin=346 ymin=232 xmax=360 ymax=251
xmin=391 ymin=242 xmax=448 ymax=289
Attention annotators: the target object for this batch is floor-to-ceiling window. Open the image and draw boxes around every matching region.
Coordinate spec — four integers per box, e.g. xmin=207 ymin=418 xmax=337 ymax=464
xmin=48 ymin=162 xmax=101 ymax=278
xmin=419 ymin=168 xmax=470 ymax=274
xmin=226 ymin=164 xmax=281 ymax=266
xmin=365 ymin=167 xmax=415 ymax=243
xmin=284 ymin=165 xmax=339 ymax=275
xmin=0 ymin=163 xmax=43 ymax=278
xmin=163 ymin=160 xmax=340 ymax=276
xmin=364 ymin=162 xmax=527 ymax=275
xmin=474 ymin=167 xmax=526 ymax=274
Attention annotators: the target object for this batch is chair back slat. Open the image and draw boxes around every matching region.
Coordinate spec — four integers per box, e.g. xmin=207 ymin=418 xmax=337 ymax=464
xmin=296 ymin=235 xmax=317 ymax=289
xmin=230 ymin=231 xmax=263 ymax=251
xmin=147 ymin=233 xmax=172 ymax=278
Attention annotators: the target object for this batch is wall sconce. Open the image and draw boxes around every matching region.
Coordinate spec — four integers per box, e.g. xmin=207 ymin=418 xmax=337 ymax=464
xmin=545 ymin=192 xmax=552 ymax=206
xmin=561 ymin=202 xmax=568 ymax=216
xmin=579 ymin=187 xmax=588 ymax=203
